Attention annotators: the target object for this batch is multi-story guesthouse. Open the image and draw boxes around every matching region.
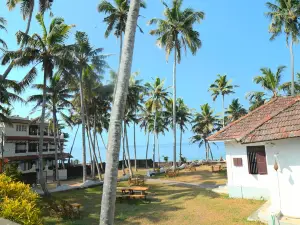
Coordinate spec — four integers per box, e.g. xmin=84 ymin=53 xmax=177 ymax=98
xmin=0 ymin=116 xmax=71 ymax=174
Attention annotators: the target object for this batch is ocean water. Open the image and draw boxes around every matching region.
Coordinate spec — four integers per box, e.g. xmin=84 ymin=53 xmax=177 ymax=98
xmin=70 ymin=141 xmax=226 ymax=163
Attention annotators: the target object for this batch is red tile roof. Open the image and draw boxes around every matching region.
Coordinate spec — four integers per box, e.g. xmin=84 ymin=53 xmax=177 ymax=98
xmin=207 ymin=96 xmax=300 ymax=143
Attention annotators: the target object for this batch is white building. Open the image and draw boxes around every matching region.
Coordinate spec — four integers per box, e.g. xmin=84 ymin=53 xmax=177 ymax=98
xmin=0 ymin=116 xmax=71 ymax=173
xmin=208 ymin=96 xmax=300 ymax=218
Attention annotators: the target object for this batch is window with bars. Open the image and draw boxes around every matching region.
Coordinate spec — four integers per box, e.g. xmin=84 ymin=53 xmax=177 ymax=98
xmin=16 ymin=125 xmax=27 ymax=132
xmin=247 ymin=146 xmax=268 ymax=175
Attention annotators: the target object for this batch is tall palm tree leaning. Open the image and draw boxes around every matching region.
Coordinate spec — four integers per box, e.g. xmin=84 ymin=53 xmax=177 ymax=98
xmin=266 ymin=0 xmax=300 ymax=96
xmin=0 ymin=17 xmax=7 ymax=49
xmin=176 ymin=98 xmax=192 ymax=165
xmin=149 ymin=0 xmax=204 ymax=170
xmin=6 ymin=0 xmax=53 ymax=35
xmin=100 ymin=0 xmax=141 ymax=223
xmin=253 ymin=66 xmax=286 ymax=98
xmin=3 ymin=0 xmax=53 ymax=79
xmin=209 ymin=74 xmax=238 ymax=128
xmin=2 ymin=14 xmax=74 ymax=195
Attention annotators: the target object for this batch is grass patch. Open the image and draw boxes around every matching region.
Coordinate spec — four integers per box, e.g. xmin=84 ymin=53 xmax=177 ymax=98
xmin=41 ymin=181 xmax=264 ymax=225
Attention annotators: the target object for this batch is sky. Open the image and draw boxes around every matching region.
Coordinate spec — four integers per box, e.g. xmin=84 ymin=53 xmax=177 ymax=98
xmin=0 ymin=0 xmax=298 ymax=162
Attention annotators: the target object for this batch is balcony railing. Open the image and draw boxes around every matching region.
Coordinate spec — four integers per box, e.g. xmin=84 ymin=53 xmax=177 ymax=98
xmin=15 ymin=149 xmax=26 ymax=154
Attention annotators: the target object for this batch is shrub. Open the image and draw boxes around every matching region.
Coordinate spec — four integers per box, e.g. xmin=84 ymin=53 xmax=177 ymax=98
xmin=0 ymin=174 xmax=43 ymax=225
xmin=4 ymin=163 xmax=22 ymax=181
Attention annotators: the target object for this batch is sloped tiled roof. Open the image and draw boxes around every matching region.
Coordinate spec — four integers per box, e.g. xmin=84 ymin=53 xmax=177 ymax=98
xmin=207 ymin=96 xmax=300 ymax=143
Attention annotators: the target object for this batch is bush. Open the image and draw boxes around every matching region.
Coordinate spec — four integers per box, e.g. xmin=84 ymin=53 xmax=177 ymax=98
xmin=0 ymin=174 xmax=42 ymax=225
xmin=4 ymin=163 xmax=22 ymax=181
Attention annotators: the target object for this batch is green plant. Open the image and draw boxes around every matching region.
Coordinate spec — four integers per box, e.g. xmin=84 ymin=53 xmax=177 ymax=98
xmin=4 ymin=163 xmax=21 ymax=181
xmin=180 ymin=156 xmax=187 ymax=164
xmin=0 ymin=174 xmax=42 ymax=225
xmin=162 ymin=156 xmax=169 ymax=163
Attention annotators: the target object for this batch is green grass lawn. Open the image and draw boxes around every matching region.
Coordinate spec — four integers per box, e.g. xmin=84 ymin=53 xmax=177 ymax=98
xmin=42 ymin=182 xmax=264 ymax=225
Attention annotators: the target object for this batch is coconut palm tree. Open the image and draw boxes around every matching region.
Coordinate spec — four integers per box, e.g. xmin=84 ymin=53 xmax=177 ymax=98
xmin=209 ymin=74 xmax=238 ymax=128
xmin=253 ymin=66 xmax=285 ymax=98
xmin=226 ymin=99 xmax=247 ymax=123
xmin=139 ymin=109 xmax=152 ymax=168
xmin=2 ymin=13 xmax=73 ymax=195
xmin=281 ymin=72 xmax=300 ymax=95
xmin=98 ymin=0 xmax=146 ymax=65
xmin=69 ymin=31 xmax=108 ymax=183
xmin=246 ymin=92 xmax=267 ymax=111
xmin=0 ymin=17 xmax=7 ymax=49
xmin=266 ymin=0 xmax=300 ymax=96
xmin=176 ymin=98 xmax=192 ymax=165
xmin=100 ymin=0 xmax=141 ymax=223
xmin=27 ymin=72 xmax=73 ymax=186
xmin=6 ymin=0 xmax=53 ymax=35
xmin=149 ymin=0 xmax=204 ymax=170
xmin=145 ymin=77 xmax=170 ymax=170
xmin=191 ymin=104 xmax=220 ymax=160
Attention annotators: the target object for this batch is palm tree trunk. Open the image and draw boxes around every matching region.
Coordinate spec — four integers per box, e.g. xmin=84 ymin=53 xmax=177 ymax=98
xmin=100 ymin=133 xmax=107 ymax=150
xmin=153 ymin=113 xmax=157 ymax=170
xmin=173 ymin=47 xmax=177 ymax=171
xmin=100 ymin=0 xmax=140 ymax=222
xmin=68 ymin=125 xmax=79 ymax=166
xmin=157 ymin=133 xmax=160 ymax=168
xmin=79 ymin=70 xmax=87 ymax=182
xmin=24 ymin=3 xmax=34 ymax=35
xmin=38 ymin=68 xmax=50 ymax=196
xmin=57 ymin=133 xmax=65 ymax=169
xmin=290 ymin=39 xmax=295 ymax=96
xmin=134 ymin=119 xmax=137 ymax=172
xmin=179 ymin=128 xmax=182 ymax=165
xmin=124 ymin=124 xmax=133 ymax=177
xmin=113 ymin=32 xmax=124 ymax=99
xmin=222 ymin=94 xmax=225 ymax=128
xmin=52 ymin=104 xmax=60 ymax=186
xmin=145 ymin=132 xmax=149 ymax=168
xmin=204 ymin=141 xmax=208 ymax=161
xmin=208 ymin=142 xmax=214 ymax=160
xmin=92 ymin=114 xmax=102 ymax=180
xmin=87 ymin=127 xmax=95 ymax=179
xmin=96 ymin=135 xmax=104 ymax=172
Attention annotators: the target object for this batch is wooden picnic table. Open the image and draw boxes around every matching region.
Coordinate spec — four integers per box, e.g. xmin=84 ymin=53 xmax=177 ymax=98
xmin=117 ymin=186 xmax=149 ymax=195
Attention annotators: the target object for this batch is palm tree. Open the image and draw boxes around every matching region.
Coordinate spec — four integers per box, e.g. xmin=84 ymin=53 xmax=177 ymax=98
xmin=226 ymin=99 xmax=247 ymax=123
xmin=100 ymin=0 xmax=141 ymax=223
xmin=191 ymin=104 xmax=220 ymax=160
xmin=176 ymin=98 xmax=192 ymax=165
xmin=281 ymin=72 xmax=300 ymax=95
xmin=253 ymin=66 xmax=285 ymax=98
xmin=127 ymin=73 xmax=144 ymax=172
xmin=145 ymin=78 xmax=170 ymax=170
xmin=98 ymin=0 xmax=146 ymax=97
xmin=6 ymin=0 xmax=53 ymax=35
xmin=3 ymin=13 xmax=73 ymax=195
xmin=70 ymin=31 xmax=108 ymax=183
xmin=139 ymin=109 xmax=152 ymax=168
xmin=149 ymin=0 xmax=204 ymax=170
xmin=0 ymin=17 xmax=7 ymax=49
xmin=27 ymin=73 xmax=73 ymax=186
xmin=246 ymin=92 xmax=267 ymax=111
xmin=266 ymin=0 xmax=300 ymax=96
xmin=209 ymin=74 xmax=238 ymax=127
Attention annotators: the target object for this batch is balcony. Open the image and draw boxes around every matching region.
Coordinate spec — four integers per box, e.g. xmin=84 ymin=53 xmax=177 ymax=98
xmin=28 ymin=143 xmax=38 ymax=153
xmin=15 ymin=143 xmax=26 ymax=154
xmin=29 ymin=125 xmax=49 ymax=136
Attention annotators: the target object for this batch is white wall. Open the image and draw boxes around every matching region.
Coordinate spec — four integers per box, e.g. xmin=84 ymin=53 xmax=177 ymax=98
xmin=226 ymin=138 xmax=300 ymax=218
xmin=5 ymin=123 xmax=28 ymax=136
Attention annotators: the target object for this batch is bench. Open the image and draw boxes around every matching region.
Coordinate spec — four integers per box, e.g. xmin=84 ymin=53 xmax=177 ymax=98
xmin=211 ymin=165 xmax=222 ymax=172
xmin=128 ymin=176 xmax=145 ymax=186
xmin=116 ymin=194 xmax=146 ymax=202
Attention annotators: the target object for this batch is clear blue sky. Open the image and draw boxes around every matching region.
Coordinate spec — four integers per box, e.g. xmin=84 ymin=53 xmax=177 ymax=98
xmin=0 ymin=0 xmax=297 ymax=162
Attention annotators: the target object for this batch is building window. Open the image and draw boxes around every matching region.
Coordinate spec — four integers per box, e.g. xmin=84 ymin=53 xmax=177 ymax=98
xmin=28 ymin=143 xmax=38 ymax=152
xmin=247 ymin=146 xmax=268 ymax=175
xmin=16 ymin=125 xmax=27 ymax=132
xmin=29 ymin=125 xmax=38 ymax=135
xmin=43 ymin=143 xmax=48 ymax=152
xmin=15 ymin=143 xmax=26 ymax=153
xmin=233 ymin=158 xmax=243 ymax=167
